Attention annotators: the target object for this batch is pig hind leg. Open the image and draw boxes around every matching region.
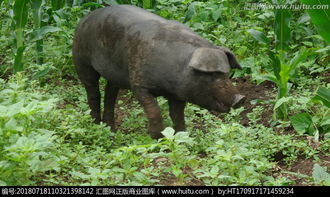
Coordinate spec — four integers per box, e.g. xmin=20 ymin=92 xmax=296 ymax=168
xmin=168 ymin=99 xmax=186 ymax=132
xmin=103 ymin=81 xmax=119 ymax=131
xmin=133 ymin=88 xmax=164 ymax=139
xmin=76 ymin=63 xmax=101 ymax=124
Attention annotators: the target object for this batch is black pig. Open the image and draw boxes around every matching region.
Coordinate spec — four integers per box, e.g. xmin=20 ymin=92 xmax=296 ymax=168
xmin=73 ymin=5 xmax=245 ymax=139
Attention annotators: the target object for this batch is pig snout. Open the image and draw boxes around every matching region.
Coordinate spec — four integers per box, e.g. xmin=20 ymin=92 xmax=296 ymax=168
xmin=232 ymin=94 xmax=246 ymax=108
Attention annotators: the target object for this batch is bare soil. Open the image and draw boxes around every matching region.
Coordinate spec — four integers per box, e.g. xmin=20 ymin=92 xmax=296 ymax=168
xmin=274 ymin=154 xmax=330 ymax=185
xmin=321 ymin=70 xmax=330 ymax=84
xmin=233 ymin=76 xmax=275 ymax=127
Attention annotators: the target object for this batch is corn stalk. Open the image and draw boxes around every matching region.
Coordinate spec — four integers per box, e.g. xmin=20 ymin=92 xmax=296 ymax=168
xmin=31 ymin=0 xmax=44 ymax=65
xmin=273 ymin=0 xmax=291 ymax=120
xmin=12 ymin=0 xmax=29 ymax=73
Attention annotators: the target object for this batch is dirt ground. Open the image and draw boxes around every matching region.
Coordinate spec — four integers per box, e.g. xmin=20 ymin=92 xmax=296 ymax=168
xmin=233 ymin=76 xmax=275 ymax=127
xmin=274 ymin=154 xmax=330 ymax=186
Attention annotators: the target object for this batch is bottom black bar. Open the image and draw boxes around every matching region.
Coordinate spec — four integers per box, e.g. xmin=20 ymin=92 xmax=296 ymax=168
xmin=0 ymin=186 xmax=328 ymax=196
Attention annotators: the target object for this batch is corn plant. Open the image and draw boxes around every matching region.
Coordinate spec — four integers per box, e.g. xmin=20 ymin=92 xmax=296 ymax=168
xmin=10 ymin=0 xmax=63 ymax=73
xmin=248 ymin=0 xmax=313 ymax=120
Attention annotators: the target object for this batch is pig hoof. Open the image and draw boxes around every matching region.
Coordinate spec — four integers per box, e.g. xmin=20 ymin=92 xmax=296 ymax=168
xmin=103 ymin=121 xmax=115 ymax=130
xmin=149 ymin=131 xmax=163 ymax=139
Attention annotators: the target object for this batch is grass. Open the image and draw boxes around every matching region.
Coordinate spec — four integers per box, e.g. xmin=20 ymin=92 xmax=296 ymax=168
xmin=1 ymin=72 xmax=329 ymax=186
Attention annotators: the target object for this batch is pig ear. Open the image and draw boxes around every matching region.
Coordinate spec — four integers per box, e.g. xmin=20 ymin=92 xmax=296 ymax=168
xmin=188 ymin=48 xmax=230 ymax=73
xmin=218 ymin=47 xmax=242 ymax=69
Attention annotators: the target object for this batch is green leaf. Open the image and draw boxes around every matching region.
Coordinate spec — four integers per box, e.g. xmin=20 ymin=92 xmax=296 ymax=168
xmin=51 ymin=0 xmax=65 ymax=11
xmin=315 ymin=46 xmax=330 ymax=53
xmin=4 ymin=118 xmax=23 ymax=132
xmin=312 ymin=164 xmax=330 ymax=185
xmin=174 ymin=132 xmax=193 ymax=145
xmin=14 ymin=46 xmax=25 ymax=73
xmin=289 ymin=48 xmax=311 ymax=70
xmin=184 ymin=3 xmax=195 ymax=23
xmin=300 ymin=0 xmax=330 ymax=43
xmin=30 ymin=26 xmax=62 ymax=42
xmin=212 ymin=8 xmax=221 ymax=22
xmin=70 ymin=171 xmax=90 ymax=179
xmin=289 ymin=113 xmax=312 ymax=135
xmin=274 ymin=1 xmax=291 ymax=51
xmin=32 ymin=66 xmax=52 ymax=80
xmin=297 ymin=13 xmax=310 ymax=24
xmin=13 ymin=0 xmax=29 ymax=31
xmin=82 ymin=2 xmax=103 ymax=9
xmin=255 ymin=73 xmax=278 ymax=84
xmin=161 ymin=127 xmax=175 ymax=140
xmin=13 ymin=0 xmax=29 ymax=73
xmin=142 ymin=0 xmax=153 ymax=9
xmin=31 ymin=0 xmax=43 ymax=28
xmin=31 ymin=0 xmax=44 ymax=65
xmin=320 ymin=116 xmax=330 ymax=127
xmin=313 ymin=87 xmax=330 ymax=108
xmin=193 ymin=22 xmax=204 ymax=30
xmin=0 ymin=180 xmax=6 ymax=186
xmin=268 ymin=51 xmax=281 ymax=80
xmin=279 ymin=63 xmax=291 ymax=86
xmin=274 ymin=97 xmax=291 ymax=110
xmin=247 ymin=29 xmax=270 ymax=44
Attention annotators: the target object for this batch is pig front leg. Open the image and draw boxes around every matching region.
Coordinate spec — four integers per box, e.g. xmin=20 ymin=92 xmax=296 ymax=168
xmin=133 ymin=88 xmax=164 ymax=139
xmin=103 ymin=81 xmax=119 ymax=131
xmin=168 ymin=99 xmax=186 ymax=132
xmin=85 ymin=84 xmax=101 ymax=124
xmin=76 ymin=63 xmax=101 ymax=124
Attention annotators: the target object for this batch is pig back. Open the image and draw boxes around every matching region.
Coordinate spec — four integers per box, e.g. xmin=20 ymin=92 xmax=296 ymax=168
xmin=74 ymin=5 xmax=216 ymax=92
xmin=73 ymin=5 xmax=169 ymax=88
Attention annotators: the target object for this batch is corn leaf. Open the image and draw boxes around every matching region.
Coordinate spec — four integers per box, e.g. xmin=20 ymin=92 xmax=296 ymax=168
xmin=268 ymin=50 xmax=281 ymax=80
xmin=13 ymin=0 xmax=29 ymax=33
xmin=31 ymin=0 xmax=43 ymax=27
xmin=313 ymin=87 xmax=330 ymax=108
xmin=274 ymin=97 xmax=291 ymax=110
xmin=255 ymin=74 xmax=279 ymax=85
xmin=274 ymin=0 xmax=291 ymax=51
xmin=289 ymin=48 xmax=311 ymax=70
xmin=51 ymin=0 xmax=65 ymax=11
xmin=300 ymin=0 xmax=330 ymax=44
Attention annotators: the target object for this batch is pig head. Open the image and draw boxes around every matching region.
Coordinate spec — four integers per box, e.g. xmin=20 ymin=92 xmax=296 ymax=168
xmin=183 ymin=47 xmax=246 ymax=114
